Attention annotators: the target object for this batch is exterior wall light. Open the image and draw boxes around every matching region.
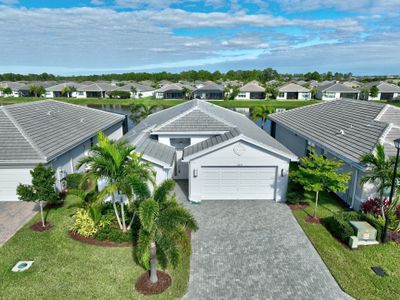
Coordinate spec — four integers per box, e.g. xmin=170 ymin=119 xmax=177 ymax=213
xmin=193 ymin=169 xmax=198 ymax=178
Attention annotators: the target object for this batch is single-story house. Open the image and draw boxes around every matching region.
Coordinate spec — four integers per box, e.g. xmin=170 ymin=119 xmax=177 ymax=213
xmin=139 ymin=80 xmax=155 ymax=87
xmin=316 ymin=82 xmax=359 ymax=100
xmin=113 ymin=82 xmax=155 ymax=98
xmin=342 ymin=80 xmax=362 ymax=89
xmin=153 ymin=83 xmax=194 ymax=99
xmin=45 ymin=82 xmax=84 ymax=98
xmin=277 ymin=83 xmax=311 ymax=100
xmin=0 ymin=100 xmax=126 ymax=201
xmin=123 ymin=99 xmax=296 ymax=202
xmin=360 ymin=81 xmax=400 ymax=101
xmin=0 ymin=82 xmax=26 ymax=97
xmin=236 ymin=81 xmax=265 ymax=100
xmin=193 ymin=82 xmax=224 ymax=100
xmin=76 ymin=83 xmax=116 ymax=98
xmin=268 ymin=99 xmax=400 ymax=210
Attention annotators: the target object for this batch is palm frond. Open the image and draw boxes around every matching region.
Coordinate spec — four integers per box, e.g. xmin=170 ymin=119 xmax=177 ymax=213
xmin=139 ymin=199 xmax=159 ymax=232
xmin=154 ymin=179 xmax=175 ymax=203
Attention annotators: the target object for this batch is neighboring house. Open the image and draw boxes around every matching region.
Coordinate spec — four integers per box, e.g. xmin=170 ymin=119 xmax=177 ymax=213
xmin=236 ymin=81 xmax=265 ymax=100
xmin=139 ymin=80 xmax=155 ymax=87
xmin=317 ymin=82 xmax=359 ymax=100
xmin=123 ymin=99 xmax=296 ymax=202
xmin=0 ymin=100 xmax=126 ymax=201
xmin=308 ymin=80 xmax=319 ymax=87
xmin=45 ymin=82 xmax=83 ymax=98
xmin=158 ymin=80 xmax=174 ymax=87
xmin=360 ymin=81 xmax=400 ymax=101
xmin=193 ymin=82 xmax=224 ymax=100
xmin=0 ymin=82 xmax=26 ymax=97
xmin=296 ymin=80 xmax=307 ymax=86
xmin=277 ymin=83 xmax=311 ymax=100
xmin=268 ymin=99 xmax=400 ymax=209
xmin=76 ymin=83 xmax=116 ymax=98
xmin=153 ymin=83 xmax=194 ymax=99
xmin=343 ymin=80 xmax=362 ymax=89
xmin=113 ymin=82 xmax=155 ymax=98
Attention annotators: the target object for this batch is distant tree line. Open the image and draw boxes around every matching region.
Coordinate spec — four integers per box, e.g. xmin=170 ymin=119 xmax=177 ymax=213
xmin=0 ymin=69 xmax=394 ymax=83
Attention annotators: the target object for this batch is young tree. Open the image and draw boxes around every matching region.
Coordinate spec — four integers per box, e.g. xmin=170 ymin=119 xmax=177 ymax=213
xmin=29 ymin=85 xmax=46 ymax=97
xmin=360 ymin=144 xmax=397 ymax=220
xmin=291 ymin=150 xmax=351 ymax=218
xmin=130 ymin=86 xmax=137 ymax=98
xmin=61 ymin=86 xmax=76 ymax=98
xmin=370 ymin=85 xmax=379 ymax=98
xmin=16 ymin=164 xmax=59 ymax=227
xmin=264 ymin=85 xmax=279 ymax=99
xmin=251 ymin=106 xmax=273 ymax=129
xmin=181 ymin=86 xmax=192 ymax=100
xmin=2 ymin=87 xmax=12 ymax=96
xmin=134 ymin=180 xmax=198 ymax=284
xmin=129 ymin=103 xmax=159 ymax=123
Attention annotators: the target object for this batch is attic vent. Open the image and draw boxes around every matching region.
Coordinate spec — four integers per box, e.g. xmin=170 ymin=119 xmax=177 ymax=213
xmin=47 ymin=110 xmax=52 ymax=116
xmin=80 ymin=118 xmax=85 ymax=123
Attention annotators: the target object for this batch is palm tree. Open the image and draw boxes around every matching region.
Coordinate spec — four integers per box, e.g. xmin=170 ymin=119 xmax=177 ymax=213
xmin=61 ymin=86 xmax=76 ymax=98
xmin=360 ymin=144 xmax=396 ymax=219
xmin=251 ymin=106 xmax=273 ymax=129
xmin=129 ymin=103 xmax=158 ymax=123
xmin=76 ymin=131 xmax=135 ymax=232
xmin=130 ymin=86 xmax=137 ymax=98
xmin=134 ymin=179 xmax=198 ymax=284
xmin=181 ymin=87 xmax=192 ymax=100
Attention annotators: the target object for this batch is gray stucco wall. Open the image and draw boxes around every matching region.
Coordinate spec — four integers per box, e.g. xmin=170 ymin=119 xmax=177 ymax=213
xmin=274 ymin=123 xmax=307 ymax=158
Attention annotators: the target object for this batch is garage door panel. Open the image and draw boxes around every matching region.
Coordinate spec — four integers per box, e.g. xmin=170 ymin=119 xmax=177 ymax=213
xmin=0 ymin=169 xmax=32 ymax=201
xmin=200 ymin=166 xmax=276 ymax=200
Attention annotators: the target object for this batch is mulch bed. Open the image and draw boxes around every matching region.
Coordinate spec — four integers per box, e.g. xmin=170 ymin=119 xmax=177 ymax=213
xmin=288 ymin=203 xmax=308 ymax=210
xmin=31 ymin=221 xmax=54 ymax=232
xmin=46 ymin=200 xmax=64 ymax=209
xmin=135 ymin=270 xmax=172 ymax=295
xmin=305 ymin=215 xmax=321 ymax=224
xmin=388 ymin=231 xmax=400 ymax=244
xmin=68 ymin=230 xmax=132 ymax=247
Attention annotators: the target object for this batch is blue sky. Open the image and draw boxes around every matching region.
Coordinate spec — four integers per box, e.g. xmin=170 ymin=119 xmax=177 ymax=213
xmin=0 ymin=0 xmax=399 ymax=75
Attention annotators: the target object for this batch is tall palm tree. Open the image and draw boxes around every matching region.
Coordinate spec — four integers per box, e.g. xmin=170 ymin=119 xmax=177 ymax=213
xmin=134 ymin=179 xmax=198 ymax=284
xmin=360 ymin=144 xmax=396 ymax=219
xmin=130 ymin=86 xmax=137 ymax=98
xmin=77 ymin=131 xmax=135 ymax=231
xmin=251 ymin=106 xmax=273 ymax=129
xmin=129 ymin=103 xmax=158 ymax=123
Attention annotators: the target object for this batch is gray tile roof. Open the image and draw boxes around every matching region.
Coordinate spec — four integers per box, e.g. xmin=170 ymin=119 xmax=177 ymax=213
xmin=155 ymin=109 xmax=233 ymax=132
xmin=184 ymin=128 xmax=240 ymax=157
xmin=154 ymin=84 xmax=184 ymax=93
xmin=0 ymin=100 xmax=125 ymax=165
xmin=362 ymin=81 xmax=400 ymax=93
xmin=279 ymin=83 xmax=310 ymax=93
xmin=194 ymin=82 xmax=224 ymax=92
xmin=0 ymin=82 xmax=26 ymax=91
xmin=77 ymin=83 xmax=116 ymax=92
xmin=240 ymin=81 xmax=264 ymax=92
xmin=134 ymin=132 xmax=176 ymax=166
xmin=268 ymin=99 xmax=400 ymax=163
xmin=318 ymin=82 xmax=359 ymax=93
xmin=114 ymin=82 xmax=155 ymax=93
xmin=124 ymin=99 xmax=296 ymax=163
xmin=46 ymin=82 xmax=84 ymax=92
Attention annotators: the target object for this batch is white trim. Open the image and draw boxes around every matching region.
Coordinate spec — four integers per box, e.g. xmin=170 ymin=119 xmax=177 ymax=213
xmin=183 ymin=134 xmax=297 ymax=162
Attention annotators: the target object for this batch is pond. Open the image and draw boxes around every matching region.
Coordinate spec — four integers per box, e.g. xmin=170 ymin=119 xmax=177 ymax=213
xmin=87 ymin=104 xmax=270 ymax=131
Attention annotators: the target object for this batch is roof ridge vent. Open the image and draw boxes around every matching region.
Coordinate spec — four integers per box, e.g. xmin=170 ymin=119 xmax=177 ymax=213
xmin=337 ymin=129 xmax=345 ymax=135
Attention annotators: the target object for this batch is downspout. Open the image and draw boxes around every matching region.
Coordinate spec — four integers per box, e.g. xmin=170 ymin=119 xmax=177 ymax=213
xmin=350 ymin=168 xmax=359 ymax=209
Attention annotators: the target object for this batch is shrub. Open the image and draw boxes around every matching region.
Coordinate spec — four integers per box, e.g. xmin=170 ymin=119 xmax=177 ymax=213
xmin=70 ymin=208 xmax=109 ymax=237
xmin=66 ymin=173 xmax=83 ymax=190
xmin=93 ymin=225 xmax=132 ymax=243
xmin=323 ymin=211 xmax=362 ymax=244
xmin=361 ymin=197 xmax=389 ymax=217
xmin=286 ymin=178 xmax=305 ymax=204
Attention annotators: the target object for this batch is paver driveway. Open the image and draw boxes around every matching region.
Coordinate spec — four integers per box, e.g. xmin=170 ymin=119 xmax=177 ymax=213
xmin=0 ymin=202 xmax=38 ymax=246
xmin=175 ymin=181 xmax=351 ymax=300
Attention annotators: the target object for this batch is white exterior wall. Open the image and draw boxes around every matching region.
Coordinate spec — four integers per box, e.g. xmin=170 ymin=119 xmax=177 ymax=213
xmin=276 ymin=92 xmax=287 ymax=100
xmin=0 ymin=167 xmax=33 ymax=201
xmin=320 ymin=91 xmax=341 ymax=100
xmin=235 ymin=92 xmax=250 ymax=100
xmin=188 ymin=140 xmax=290 ymax=202
xmin=367 ymin=92 xmax=399 ymax=101
xmin=298 ymin=92 xmax=311 ymax=100
xmin=76 ymin=91 xmax=87 ymax=98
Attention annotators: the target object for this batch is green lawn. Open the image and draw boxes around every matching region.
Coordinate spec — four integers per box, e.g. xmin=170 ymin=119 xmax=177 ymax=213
xmin=0 ymin=200 xmax=190 ymax=300
xmin=0 ymin=96 xmax=319 ymax=110
xmin=292 ymin=193 xmax=400 ymax=300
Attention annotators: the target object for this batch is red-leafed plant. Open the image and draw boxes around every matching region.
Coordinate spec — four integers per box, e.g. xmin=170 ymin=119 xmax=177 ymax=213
xmin=361 ymin=197 xmax=390 ymax=217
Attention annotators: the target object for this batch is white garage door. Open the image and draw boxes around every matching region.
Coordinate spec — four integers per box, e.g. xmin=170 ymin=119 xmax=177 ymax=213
xmin=200 ymin=166 xmax=277 ymax=200
xmin=0 ymin=169 xmax=32 ymax=201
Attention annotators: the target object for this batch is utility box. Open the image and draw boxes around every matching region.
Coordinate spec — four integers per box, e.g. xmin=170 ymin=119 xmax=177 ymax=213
xmin=350 ymin=221 xmax=377 ymax=241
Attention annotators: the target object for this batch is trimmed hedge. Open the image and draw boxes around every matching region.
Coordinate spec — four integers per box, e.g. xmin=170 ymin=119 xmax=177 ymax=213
xmin=93 ymin=226 xmax=132 ymax=243
xmin=324 ymin=211 xmax=361 ymax=244
xmin=66 ymin=173 xmax=83 ymax=190
xmin=324 ymin=211 xmax=386 ymax=244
